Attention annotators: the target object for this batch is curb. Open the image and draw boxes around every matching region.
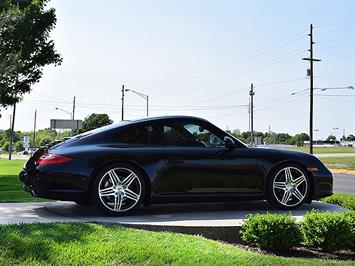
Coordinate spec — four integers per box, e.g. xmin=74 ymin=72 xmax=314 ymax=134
xmin=330 ymin=169 xmax=355 ymax=175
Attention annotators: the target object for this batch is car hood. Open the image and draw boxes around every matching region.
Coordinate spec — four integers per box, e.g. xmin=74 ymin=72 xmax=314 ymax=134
xmin=249 ymin=147 xmax=323 ymax=165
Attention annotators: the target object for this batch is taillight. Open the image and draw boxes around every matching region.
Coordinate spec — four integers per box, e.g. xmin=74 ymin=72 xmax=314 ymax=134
xmin=36 ymin=152 xmax=72 ymax=165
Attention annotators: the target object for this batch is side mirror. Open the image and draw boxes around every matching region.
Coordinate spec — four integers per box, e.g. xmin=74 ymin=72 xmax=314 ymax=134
xmin=224 ymin=136 xmax=235 ymax=148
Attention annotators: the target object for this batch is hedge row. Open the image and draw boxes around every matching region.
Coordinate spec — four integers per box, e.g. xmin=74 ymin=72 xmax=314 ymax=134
xmin=240 ymin=211 xmax=355 ymax=252
xmin=320 ymin=193 xmax=355 ymax=210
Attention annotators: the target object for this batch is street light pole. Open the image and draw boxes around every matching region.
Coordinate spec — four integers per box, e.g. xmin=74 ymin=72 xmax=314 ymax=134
xmin=314 ymin=129 xmax=319 ymax=145
xmin=72 ymin=96 xmax=76 ymax=136
xmin=33 ymin=109 xmax=37 ymax=146
xmin=125 ymin=89 xmax=149 ymax=117
xmin=333 ymin=127 xmax=339 ymax=144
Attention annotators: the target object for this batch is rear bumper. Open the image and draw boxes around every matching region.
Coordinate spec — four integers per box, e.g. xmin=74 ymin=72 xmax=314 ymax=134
xmin=19 ymin=169 xmax=88 ymax=202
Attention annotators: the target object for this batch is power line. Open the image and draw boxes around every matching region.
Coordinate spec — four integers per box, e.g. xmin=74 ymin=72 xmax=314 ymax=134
xmin=129 ymin=32 xmax=307 ymax=89
xmin=185 ymin=87 xmax=248 ymax=106
xmin=151 ymin=47 xmax=307 ymax=98
xmin=315 ymin=94 xmax=355 ymax=97
xmin=255 ymin=77 xmax=306 ymax=87
xmin=317 ymin=36 xmax=355 ymax=43
xmin=255 ymin=94 xmax=308 ymax=112
xmin=317 ymin=26 xmax=355 ymax=34
xmin=315 ymin=20 xmax=355 ymax=28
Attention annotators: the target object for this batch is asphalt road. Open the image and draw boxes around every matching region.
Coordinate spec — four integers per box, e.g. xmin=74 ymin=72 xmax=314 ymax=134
xmin=333 ymin=173 xmax=355 ymax=194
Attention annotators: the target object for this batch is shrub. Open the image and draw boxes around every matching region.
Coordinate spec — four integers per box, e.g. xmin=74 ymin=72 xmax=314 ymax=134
xmin=302 ymin=211 xmax=353 ymax=251
xmin=240 ymin=213 xmax=302 ymax=250
xmin=344 ymin=210 xmax=355 ymax=249
xmin=320 ymin=193 xmax=355 ymax=210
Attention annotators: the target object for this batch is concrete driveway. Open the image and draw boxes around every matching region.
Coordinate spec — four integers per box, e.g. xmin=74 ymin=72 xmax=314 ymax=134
xmin=0 ymin=200 xmax=347 ymax=226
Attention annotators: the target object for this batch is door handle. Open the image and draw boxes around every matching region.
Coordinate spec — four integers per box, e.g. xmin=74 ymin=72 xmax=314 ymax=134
xmin=167 ymin=157 xmax=185 ymax=164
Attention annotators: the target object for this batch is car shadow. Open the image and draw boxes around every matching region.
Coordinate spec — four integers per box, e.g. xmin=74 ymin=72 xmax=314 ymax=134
xmin=43 ymin=200 xmax=347 ymax=224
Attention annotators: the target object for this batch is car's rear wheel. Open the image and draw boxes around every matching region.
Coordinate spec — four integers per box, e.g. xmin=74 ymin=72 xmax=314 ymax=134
xmin=267 ymin=164 xmax=310 ymax=210
xmin=91 ymin=164 xmax=145 ymax=215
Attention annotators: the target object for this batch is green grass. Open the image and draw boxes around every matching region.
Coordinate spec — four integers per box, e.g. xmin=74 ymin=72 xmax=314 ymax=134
xmin=0 ymin=159 xmax=45 ymax=203
xmin=319 ymin=157 xmax=355 ymax=171
xmin=0 ymin=223 xmax=352 ymax=266
xmin=320 ymin=193 xmax=355 ymax=210
xmin=279 ymin=146 xmax=355 ymax=154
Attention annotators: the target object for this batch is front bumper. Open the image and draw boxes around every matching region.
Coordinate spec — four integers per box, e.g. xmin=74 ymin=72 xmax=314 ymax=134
xmin=311 ymin=169 xmax=333 ymax=200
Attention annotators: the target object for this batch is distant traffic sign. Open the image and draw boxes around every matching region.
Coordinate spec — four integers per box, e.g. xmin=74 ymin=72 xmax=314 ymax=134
xmin=50 ymin=119 xmax=82 ymax=130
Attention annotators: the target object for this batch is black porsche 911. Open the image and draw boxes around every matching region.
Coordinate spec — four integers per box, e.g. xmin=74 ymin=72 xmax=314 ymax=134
xmin=20 ymin=116 xmax=333 ymax=215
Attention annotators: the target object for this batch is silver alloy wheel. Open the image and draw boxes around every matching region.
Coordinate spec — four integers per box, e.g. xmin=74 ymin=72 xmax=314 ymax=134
xmin=98 ymin=167 xmax=142 ymax=212
xmin=272 ymin=166 xmax=308 ymax=207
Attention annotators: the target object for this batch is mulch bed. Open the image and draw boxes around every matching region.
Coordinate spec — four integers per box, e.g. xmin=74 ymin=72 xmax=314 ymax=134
xmin=233 ymin=243 xmax=355 ymax=261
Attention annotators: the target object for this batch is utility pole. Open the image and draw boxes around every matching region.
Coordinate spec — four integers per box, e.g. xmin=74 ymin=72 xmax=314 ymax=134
xmin=33 ymin=109 xmax=37 ymax=146
xmin=302 ymin=24 xmax=321 ymax=154
xmin=249 ymin=83 xmax=255 ymax=146
xmin=121 ymin=84 xmax=125 ymax=121
xmin=71 ymin=96 xmax=76 ymax=136
xmin=248 ymin=98 xmax=251 ymax=132
xmin=8 ymin=104 xmax=16 ymax=160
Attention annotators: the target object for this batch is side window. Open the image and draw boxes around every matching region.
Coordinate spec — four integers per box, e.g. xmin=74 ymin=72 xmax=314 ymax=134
xmin=113 ymin=124 xmax=164 ymax=145
xmin=182 ymin=123 xmax=225 ymax=147
xmin=162 ymin=122 xmax=225 ymax=147
xmin=163 ymin=125 xmax=201 ymax=146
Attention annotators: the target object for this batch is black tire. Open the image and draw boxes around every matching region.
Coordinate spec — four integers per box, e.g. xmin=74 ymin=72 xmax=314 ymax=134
xmin=267 ymin=163 xmax=311 ymax=210
xmin=91 ymin=163 xmax=146 ymax=215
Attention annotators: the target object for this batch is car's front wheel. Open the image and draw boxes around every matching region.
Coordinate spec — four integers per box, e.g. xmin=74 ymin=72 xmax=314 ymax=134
xmin=91 ymin=164 xmax=145 ymax=215
xmin=267 ymin=164 xmax=311 ymax=210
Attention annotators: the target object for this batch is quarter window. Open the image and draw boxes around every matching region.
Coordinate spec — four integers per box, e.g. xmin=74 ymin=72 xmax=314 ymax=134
xmin=113 ymin=124 xmax=164 ymax=145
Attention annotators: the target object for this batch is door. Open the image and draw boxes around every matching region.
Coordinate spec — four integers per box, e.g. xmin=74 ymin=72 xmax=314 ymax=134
xmin=152 ymin=120 xmax=259 ymax=197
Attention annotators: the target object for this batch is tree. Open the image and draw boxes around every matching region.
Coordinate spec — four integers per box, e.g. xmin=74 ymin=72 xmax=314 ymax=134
xmin=32 ymin=128 xmax=57 ymax=146
xmin=289 ymin=133 xmax=309 ymax=146
xmin=275 ymin=133 xmax=292 ymax=144
xmin=81 ymin=113 xmax=113 ymax=133
xmin=346 ymin=134 xmax=355 ymax=141
xmin=14 ymin=140 xmax=23 ymax=151
xmin=326 ymin=135 xmax=336 ymax=142
xmin=2 ymin=141 xmax=10 ymax=152
xmin=0 ymin=0 xmax=62 ymax=107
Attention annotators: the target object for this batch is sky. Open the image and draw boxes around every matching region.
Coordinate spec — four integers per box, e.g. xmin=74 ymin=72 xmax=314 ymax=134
xmin=0 ymin=0 xmax=354 ymax=139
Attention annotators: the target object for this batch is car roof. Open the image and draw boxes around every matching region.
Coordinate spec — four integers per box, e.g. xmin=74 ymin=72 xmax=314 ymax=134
xmin=71 ymin=115 xmax=209 ymax=140
xmin=124 ymin=115 xmax=209 ymax=124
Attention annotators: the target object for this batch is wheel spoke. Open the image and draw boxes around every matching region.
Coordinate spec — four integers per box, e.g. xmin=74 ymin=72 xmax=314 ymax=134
xmin=113 ymin=195 xmax=123 ymax=211
xmin=122 ymin=173 xmax=137 ymax=188
xmin=108 ymin=170 xmax=121 ymax=186
xmin=99 ymin=186 xmax=115 ymax=197
xmin=293 ymin=175 xmax=306 ymax=187
xmin=284 ymin=167 xmax=292 ymax=183
xmin=274 ymin=181 xmax=286 ymax=190
xmin=124 ymin=188 xmax=139 ymax=202
xmin=293 ymin=188 xmax=304 ymax=201
xmin=281 ymin=190 xmax=292 ymax=204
